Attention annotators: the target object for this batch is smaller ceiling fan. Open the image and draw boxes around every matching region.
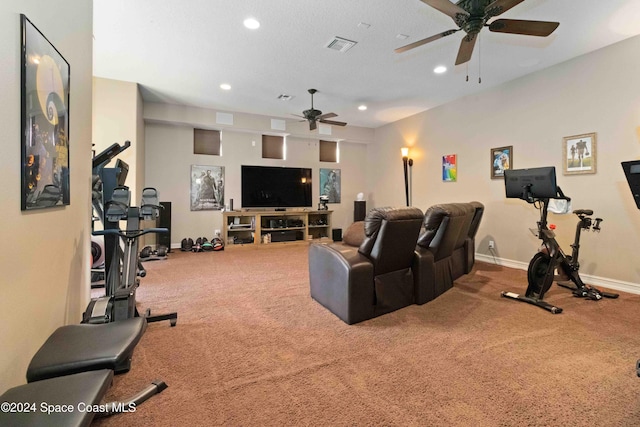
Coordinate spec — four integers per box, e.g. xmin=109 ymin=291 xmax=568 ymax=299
xmin=294 ymin=89 xmax=347 ymax=131
xmin=396 ymin=0 xmax=560 ymax=65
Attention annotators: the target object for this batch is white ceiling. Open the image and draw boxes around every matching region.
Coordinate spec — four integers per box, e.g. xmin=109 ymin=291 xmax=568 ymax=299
xmin=93 ymin=0 xmax=640 ymax=129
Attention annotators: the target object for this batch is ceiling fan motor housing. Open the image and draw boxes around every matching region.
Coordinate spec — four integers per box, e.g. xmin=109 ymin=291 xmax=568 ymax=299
xmin=303 ymin=108 xmax=323 ymax=120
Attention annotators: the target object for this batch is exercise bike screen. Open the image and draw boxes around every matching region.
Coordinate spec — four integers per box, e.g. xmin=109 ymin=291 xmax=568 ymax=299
xmin=504 ymin=166 xmax=558 ymax=201
xmin=621 ymin=160 xmax=640 ymax=210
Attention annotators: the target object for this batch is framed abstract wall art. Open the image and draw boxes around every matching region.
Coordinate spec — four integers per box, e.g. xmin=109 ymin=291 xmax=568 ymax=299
xmin=21 ymin=14 xmax=71 ymax=210
xmin=442 ymin=154 xmax=457 ymax=182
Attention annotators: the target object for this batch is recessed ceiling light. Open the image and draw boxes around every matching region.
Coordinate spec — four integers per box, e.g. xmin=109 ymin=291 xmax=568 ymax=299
xmin=434 ymin=65 xmax=447 ymax=74
xmin=358 ymin=105 xmax=367 ymax=111
xmin=220 ymin=83 xmax=231 ymax=90
xmin=243 ymin=18 xmax=260 ymax=30
xmin=396 ymin=34 xmax=409 ymax=40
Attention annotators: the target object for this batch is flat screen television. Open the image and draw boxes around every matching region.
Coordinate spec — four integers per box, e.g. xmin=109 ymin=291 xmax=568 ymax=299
xmin=241 ymin=165 xmax=312 ymax=208
xmin=504 ymin=166 xmax=558 ymax=201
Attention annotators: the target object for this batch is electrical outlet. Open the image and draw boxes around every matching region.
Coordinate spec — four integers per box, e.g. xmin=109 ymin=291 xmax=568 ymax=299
xmin=488 ymin=240 xmax=495 ymax=249
xmin=215 ymin=229 xmax=221 ymax=237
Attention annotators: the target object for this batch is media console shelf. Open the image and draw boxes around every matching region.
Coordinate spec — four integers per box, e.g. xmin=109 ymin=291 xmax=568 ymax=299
xmin=223 ymin=210 xmax=332 ymax=247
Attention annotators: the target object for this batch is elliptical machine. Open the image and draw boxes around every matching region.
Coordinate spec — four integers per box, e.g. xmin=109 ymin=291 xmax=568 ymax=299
xmin=501 ymin=166 xmax=618 ymax=313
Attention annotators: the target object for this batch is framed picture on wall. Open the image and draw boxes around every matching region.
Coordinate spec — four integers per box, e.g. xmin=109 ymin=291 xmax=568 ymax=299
xmin=190 ymin=165 xmax=225 ymax=211
xmin=320 ymin=168 xmax=341 ymax=203
xmin=491 ymin=146 xmax=513 ymax=179
xmin=21 ymin=14 xmax=71 ymax=210
xmin=563 ymin=133 xmax=597 ymax=175
xmin=442 ymin=154 xmax=457 ymax=182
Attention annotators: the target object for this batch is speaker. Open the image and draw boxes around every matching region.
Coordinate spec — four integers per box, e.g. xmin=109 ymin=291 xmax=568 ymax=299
xmin=157 ymin=201 xmax=172 ymax=252
xmin=354 ymin=200 xmax=366 ymax=222
xmin=332 ymin=228 xmax=343 ymax=242
xmin=270 ymin=230 xmax=297 ymax=242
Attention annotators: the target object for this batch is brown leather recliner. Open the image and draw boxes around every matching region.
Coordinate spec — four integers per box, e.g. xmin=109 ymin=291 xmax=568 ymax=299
xmin=413 ymin=202 xmax=483 ymax=305
xmin=464 ymin=201 xmax=485 ymax=273
xmin=309 ymin=207 xmax=424 ymax=324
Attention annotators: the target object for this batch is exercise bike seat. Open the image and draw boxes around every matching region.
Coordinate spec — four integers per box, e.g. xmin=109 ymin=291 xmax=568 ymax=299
xmin=105 ymin=186 xmax=130 ymax=222
xmin=573 ymin=209 xmax=593 ymax=216
xmin=0 ymin=369 xmax=113 ymax=427
xmin=26 ymin=317 xmax=146 ymax=383
xmin=140 ymin=187 xmax=160 ymax=220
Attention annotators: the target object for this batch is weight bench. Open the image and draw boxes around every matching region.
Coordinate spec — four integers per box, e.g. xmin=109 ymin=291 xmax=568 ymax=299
xmin=0 ymin=368 xmax=167 ymax=427
xmin=27 ymin=317 xmax=146 ymax=382
xmin=0 ymin=317 xmax=167 ymax=426
xmin=0 ymin=370 xmax=113 ymax=427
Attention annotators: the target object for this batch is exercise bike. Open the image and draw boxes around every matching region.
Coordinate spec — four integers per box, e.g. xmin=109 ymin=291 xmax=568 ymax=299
xmin=501 ymin=166 xmax=618 ymax=313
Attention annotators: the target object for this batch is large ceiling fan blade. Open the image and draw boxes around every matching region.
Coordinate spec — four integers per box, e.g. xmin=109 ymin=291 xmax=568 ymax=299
xmin=395 ymin=29 xmax=459 ymax=53
xmin=309 ymin=120 xmax=317 ymax=131
xmin=455 ymin=35 xmax=477 ymax=66
xmin=485 ymin=0 xmax=526 ymax=18
xmin=318 ymin=112 xmax=337 ymax=120
xmin=489 ymin=19 xmax=560 ymax=37
xmin=421 ymin=0 xmax=469 ymax=24
xmin=292 ymin=113 xmax=305 ymax=118
xmin=319 ymin=119 xmax=347 ymax=127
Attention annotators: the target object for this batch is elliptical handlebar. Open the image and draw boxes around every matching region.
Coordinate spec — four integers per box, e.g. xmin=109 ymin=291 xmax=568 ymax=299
xmin=93 ymin=227 xmax=168 ymax=239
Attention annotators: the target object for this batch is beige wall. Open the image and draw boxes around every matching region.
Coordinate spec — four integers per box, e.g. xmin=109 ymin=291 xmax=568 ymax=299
xmin=92 ymin=77 xmax=145 ymax=202
xmin=144 ymin=116 xmax=370 ymax=244
xmin=0 ymin=2 xmax=93 ymax=391
xmin=370 ymin=35 xmax=640 ymax=292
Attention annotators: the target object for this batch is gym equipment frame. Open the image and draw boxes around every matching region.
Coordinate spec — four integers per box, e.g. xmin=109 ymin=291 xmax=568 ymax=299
xmin=501 ymin=166 xmax=618 ymax=313
xmin=86 ymin=186 xmax=177 ymax=326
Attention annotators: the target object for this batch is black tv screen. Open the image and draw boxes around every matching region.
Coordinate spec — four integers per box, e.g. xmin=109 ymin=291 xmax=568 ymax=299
xmin=241 ymin=165 xmax=312 ymax=208
xmin=622 ymin=160 xmax=640 ymax=210
xmin=504 ymin=166 xmax=558 ymax=201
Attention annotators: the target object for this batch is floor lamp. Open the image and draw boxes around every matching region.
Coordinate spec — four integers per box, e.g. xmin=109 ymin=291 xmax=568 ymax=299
xmin=401 ymin=148 xmax=413 ymax=207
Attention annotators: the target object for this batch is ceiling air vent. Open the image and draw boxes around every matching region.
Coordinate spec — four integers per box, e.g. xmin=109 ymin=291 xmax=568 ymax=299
xmin=325 ymin=37 xmax=357 ymax=53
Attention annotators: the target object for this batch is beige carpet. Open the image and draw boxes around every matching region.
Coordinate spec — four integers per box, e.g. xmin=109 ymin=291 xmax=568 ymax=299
xmin=94 ymin=245 xmax=640 ymax=426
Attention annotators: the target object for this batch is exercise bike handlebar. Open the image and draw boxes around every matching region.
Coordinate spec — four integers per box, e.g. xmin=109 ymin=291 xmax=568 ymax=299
xmin=93 ymin=227 xmax=168 ymax=239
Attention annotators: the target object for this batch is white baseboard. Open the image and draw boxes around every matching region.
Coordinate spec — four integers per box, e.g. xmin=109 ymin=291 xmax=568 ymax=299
xmin=475 ymin=253 xmax=640 ymax=295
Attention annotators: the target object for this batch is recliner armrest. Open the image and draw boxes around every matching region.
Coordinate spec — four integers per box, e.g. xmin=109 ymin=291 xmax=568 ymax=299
xmin=309 ymin=243 xmax=374 ymax=324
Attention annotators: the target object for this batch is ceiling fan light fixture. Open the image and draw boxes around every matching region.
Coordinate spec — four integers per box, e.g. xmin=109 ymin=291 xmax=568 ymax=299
xmin=434 ymin=65 xmax=447 ymax=74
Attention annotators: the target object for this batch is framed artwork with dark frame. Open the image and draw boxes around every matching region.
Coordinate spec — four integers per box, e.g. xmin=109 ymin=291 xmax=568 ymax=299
xmin=320 ymin=168 xmax=341 ymax=203
xmin=563 ymin=132 xmax=597 ymax=175
xmin=21 ymin=14 xmax=71 ymax=210
xmin=491 ymin=146 xmax=512 ymax=179
xmin=190 ymin=165 xmax=225 ymax=211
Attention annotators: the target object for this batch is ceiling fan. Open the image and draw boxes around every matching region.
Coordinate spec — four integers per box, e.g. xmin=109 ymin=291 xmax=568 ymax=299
xmin=395 ymin=0 xmax=560 ymax=65
xmin=294 ymin=89 xmax=347 ymax=131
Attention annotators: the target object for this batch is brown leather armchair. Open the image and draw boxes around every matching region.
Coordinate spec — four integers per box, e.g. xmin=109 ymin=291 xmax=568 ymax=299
xmin=309 ymin=207 xmax=424 ymax=324
xmin=464 ymin=201 xmax=485 ymax=273
xmin=413 ymin=202 xmax=483 ymax=305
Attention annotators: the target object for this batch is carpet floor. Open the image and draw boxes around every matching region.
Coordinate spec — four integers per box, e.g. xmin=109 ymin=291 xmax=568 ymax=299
xmin=94 ymin=244 xmax=640 ymax=426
